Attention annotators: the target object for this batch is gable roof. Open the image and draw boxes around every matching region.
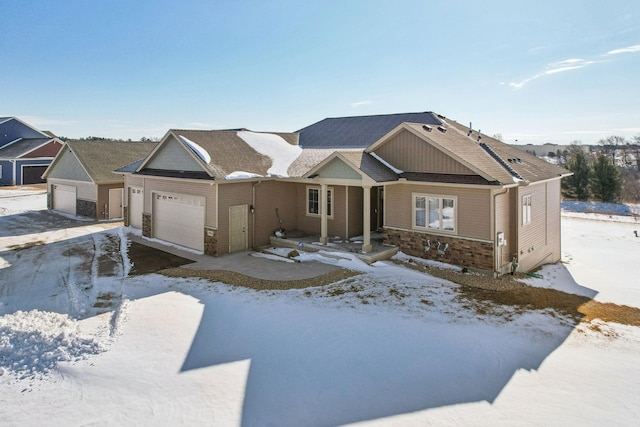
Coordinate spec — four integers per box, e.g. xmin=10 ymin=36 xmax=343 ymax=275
xmin=0 ymin=138 xmax=59 ymax=159
xmin=137 ymin=129 xmax=300 ymax=180
xmin=44 ymin=140 xmax=157 ymax=184
xmin=367 ymin=119 xmax=570 ymax=185
xmin=297 ymin=112 xmax=442 ymax=149
xmin=0 ymin=117 xmax=50 ymax=147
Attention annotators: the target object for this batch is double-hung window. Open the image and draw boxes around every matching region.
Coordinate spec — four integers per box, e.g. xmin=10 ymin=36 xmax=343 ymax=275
xmin=522 ymin=194 xmax=532 ymax=225
xmin=413 ymin=193 xmax=456 ymax=232
xmin=307 ymin=186 xmax=333 ymax=217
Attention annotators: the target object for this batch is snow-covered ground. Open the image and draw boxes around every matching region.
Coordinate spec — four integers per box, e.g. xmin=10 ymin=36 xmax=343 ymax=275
xmin=1 ymin=191 xmax=640 ymax=426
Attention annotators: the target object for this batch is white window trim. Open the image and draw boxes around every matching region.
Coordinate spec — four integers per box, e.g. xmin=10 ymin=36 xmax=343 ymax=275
xmin=522 ymin=194 xmax=532 ymax=225
xmin=306 ymin=186 xmax=334 ymax=219
xmin=411 ymin=193 xmax=457 ymax=234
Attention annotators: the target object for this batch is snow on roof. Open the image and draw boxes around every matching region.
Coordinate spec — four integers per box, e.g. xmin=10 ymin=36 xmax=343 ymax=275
xmin=226 ymin=171 xmax=263 ymax=180
xmin=369 ymin=151 xmax=404 ymax=174
xmin=236 ymin=130 xmax=302 ymax=177
xmin=179 ymin=135 xmax=211 ymax=165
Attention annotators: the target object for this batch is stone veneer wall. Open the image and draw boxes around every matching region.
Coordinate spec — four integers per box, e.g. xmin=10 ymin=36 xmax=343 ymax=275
xmin=384 ymin=228 xmax=495 ymax=272
xmin=123 ymin=206 xmax=129 ymax=226
xmin=142 ymin=213 xmax=151 ymax=237
xmin=76 ymin=199 xmax=97 ymax=219
xmin=204 ymin=227 xmax=218 ymax=256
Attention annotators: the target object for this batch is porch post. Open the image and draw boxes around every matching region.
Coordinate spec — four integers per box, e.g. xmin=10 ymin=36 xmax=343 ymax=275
xmin=320 ymin=183 xmax=329 ymax=244
xmin=362 ymin=186 xmax=372 ymax=253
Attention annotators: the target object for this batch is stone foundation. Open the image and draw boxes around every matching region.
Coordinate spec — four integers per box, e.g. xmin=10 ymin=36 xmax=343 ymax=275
xmin=142 ymin=213 xmax=151 ymax=238
xmin=384 ymin=228 xmax=494 ymax=272
xmin=204 ymin=227 xmax=218 ymax=256
xmin=77 ymin=199 xmax=97 ymax=219
xmin=123 ymin=206 xmax=129 ymax=226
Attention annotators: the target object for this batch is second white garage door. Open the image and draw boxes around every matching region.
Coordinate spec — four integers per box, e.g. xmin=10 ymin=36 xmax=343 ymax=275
xmin=152 ymin=192 xmax=205 ymax=251
xmin=53 ymin=184 xmax=76 ymax=215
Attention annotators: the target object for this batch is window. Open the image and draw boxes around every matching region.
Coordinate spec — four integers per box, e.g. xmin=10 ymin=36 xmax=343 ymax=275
xmin=522 ymin=194 xmax=532 ymax=225
xmin=307 ymin=186 xmax=333 ymax=217
xmin=413 ymin=194 xmax=456 ymax=232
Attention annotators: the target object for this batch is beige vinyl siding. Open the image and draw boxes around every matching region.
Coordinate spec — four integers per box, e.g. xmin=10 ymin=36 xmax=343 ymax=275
xmin=47 ymin=149 xmax=91 ymax=182
xmin=374 ymin=129 xmax=476 ymax=174
xmin=48 ymin=178 xmax=96 ymax=201
xmin=348 ymin=186 xmax=364 ymax=238
xmin=517 ymin=179 xmax=562 ymax=271
xmin=254 ymin=181 xmax=299 ymax=247
xmin=217 ymin=182 xmax=254 ymax=255
xmin=141 ymin=177 xmax=217 ymax=227
xmin=294 ymin=184 xmax=350 ymax=239
xmin=385 ymin=183 xmax=492 ymax=240
xmin=126 ymin=175 xmax=144 ymax=187
xmin=494 ymin=189 xmax=513 ymax=273
xmin=97 ymin=183 xmax=123 ymax=219
xmin=146 ymin=136 xmax=203 ymax=172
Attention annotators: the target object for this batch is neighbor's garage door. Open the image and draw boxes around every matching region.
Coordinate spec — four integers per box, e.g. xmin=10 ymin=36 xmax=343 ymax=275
xmin=152 ymin=192 xmax=205 ymax=251
xmin=53 ymin=184 xmax=76 ymax=215
xmin=128 ymin=187 xmax=143 ymax=229
xmin=22 ymin=165 xmax=48 ymax=184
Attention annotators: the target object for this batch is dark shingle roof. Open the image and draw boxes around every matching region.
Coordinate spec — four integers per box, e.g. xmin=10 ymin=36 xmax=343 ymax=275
xmin=0 ymin=138 xmax=52 ymax=158
xmin=298 ymin=112 xmax=442 ymax=149
xmin=49 ymin=140 xmax=157 ymax=183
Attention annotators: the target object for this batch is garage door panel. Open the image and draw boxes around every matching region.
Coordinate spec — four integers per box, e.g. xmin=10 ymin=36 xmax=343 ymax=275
xmin=53 ymin=184 xmax=76 ymax=215
xmin=129 ymin=187 xmax=143 ymax=229
xmin=153 ymin=192 xmax=204 ymax=251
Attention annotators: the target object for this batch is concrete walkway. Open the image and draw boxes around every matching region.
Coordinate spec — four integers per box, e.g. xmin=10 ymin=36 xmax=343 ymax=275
xmin=127 ymin=234 xmax=341 ymax=281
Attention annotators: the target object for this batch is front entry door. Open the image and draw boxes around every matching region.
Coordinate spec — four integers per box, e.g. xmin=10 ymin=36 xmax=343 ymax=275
xmin=229 ymin=204 xmax=248 ymax=253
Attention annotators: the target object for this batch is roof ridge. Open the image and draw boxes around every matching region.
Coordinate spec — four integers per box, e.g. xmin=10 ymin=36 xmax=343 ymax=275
xmin=323 ymin=111 xmax=436 ymax=120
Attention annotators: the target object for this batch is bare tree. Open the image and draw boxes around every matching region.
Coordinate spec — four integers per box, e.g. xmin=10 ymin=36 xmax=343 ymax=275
xmin=598 ymin=135 xmax=626 ymax=164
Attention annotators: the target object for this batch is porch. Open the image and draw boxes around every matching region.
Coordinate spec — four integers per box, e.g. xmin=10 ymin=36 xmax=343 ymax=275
xmin=268 ymin=230 xmax=398 ymax=264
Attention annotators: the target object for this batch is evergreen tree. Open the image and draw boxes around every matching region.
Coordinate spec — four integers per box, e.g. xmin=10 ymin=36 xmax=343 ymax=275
xmin=591 ymin=154 xmax=622 ymax=202
xmin=563 ymin=148 xmax=591 ymax=200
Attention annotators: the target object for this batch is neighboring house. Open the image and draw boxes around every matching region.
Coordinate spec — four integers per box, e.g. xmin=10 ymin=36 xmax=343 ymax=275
xmin=0 ymin=117 xmax=64 ymax=186
xmin=43 ymin=140 xmax=157 ymax=219
xmin=119 ymin=112 xmax=571 ymax=275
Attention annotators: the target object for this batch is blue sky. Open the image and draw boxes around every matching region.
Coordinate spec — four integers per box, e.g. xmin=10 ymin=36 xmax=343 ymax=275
xmin=2 ymin=0 xmax=639 ymax=144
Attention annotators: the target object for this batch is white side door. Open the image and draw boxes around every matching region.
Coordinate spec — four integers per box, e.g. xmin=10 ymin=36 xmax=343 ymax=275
xmin=109 ymin=188 xmax=123 ymax=219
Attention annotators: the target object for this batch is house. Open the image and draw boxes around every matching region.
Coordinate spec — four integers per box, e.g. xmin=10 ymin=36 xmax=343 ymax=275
xmin=0 ymin=117 xmax=64 ymax=186
xmin=43 ymin=140 xmax=157 ymax=219
xmin=119 ymin=112 xmax=571 ymax=275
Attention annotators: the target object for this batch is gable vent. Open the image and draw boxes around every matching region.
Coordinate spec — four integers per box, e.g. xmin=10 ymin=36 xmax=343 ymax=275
xmin=423 ymin=125 xmax=432 ymax=132
xmin=437 ymin=126 xmax=447 ymax=133
xmin=479 ymin=143 xmax=524 ymax=180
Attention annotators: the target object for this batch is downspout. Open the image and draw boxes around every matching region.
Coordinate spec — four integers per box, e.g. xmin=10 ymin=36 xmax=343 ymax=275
xmin=251 ymin=180 xmax=262 ymax=249
xmin=493 ymin=187 xmax=509 ymax=275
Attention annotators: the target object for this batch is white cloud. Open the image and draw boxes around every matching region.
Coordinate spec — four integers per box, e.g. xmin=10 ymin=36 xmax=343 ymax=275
xmin=350 ymin=100 xmax=372 ymax=108
xmin=509 ymin=58 xmax=597 ymax=89
xmin=606 ymin=44 xmax=640 ymax=55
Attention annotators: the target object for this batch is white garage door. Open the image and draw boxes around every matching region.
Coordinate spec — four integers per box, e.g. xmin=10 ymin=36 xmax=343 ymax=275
xmin=53 ymin=184 xmax=76 ymax=215
xmin=128 ymin=187 xmax=143 ymax=229
xmin=153 ymin=192 xmax=205 ymax=251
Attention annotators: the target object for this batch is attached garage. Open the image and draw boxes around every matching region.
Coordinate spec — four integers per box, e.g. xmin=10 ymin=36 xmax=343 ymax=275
xmin=53 ymin=184 xmax=76 ymax=215
xmin=128 ymin=187 xmax=144 ymax=228
xmin=152 ymin=192 xmax=205 ymax=251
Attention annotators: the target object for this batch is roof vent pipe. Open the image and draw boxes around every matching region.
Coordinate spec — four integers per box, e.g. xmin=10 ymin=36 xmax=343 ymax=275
xmin=423 ymin=125 xmax=432 ymax=132
xmin=437 ymin=126 xmax=447 ymax=133
xmin=477 ymin=130 xmax=482 ymax=142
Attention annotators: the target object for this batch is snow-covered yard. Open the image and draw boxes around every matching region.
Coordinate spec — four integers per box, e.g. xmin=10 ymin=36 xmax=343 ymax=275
xmin=1 ymin=190 xmax=639 ymax=426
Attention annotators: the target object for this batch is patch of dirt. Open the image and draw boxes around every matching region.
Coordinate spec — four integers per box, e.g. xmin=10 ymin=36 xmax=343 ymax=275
xmin=127 ymin=241 xmax=195 ymax=276
xmin=7 ymin=240 xmax=45 ymax=251
xmin=160 ymin=267 xmax=360 ymax=291
xmin=395 ymin=259 xmax=640 ymax=327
